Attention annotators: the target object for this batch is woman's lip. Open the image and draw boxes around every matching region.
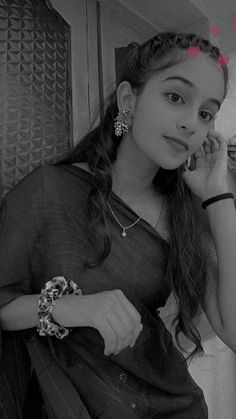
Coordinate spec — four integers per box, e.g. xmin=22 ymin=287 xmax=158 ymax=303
xmin=164 ymin=136 xmax=189 ymax=151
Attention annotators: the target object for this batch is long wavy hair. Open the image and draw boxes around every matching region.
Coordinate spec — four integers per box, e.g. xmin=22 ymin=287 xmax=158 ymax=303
xmin=57 ymin=32 xmax=228 ymax=364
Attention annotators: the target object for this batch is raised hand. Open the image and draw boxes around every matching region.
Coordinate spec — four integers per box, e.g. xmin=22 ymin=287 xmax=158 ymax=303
xmin=182 ymin=128 xmax=229 ymax=201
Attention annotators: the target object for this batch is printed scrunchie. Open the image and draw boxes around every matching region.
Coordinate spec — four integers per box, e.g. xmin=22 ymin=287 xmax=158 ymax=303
xmin=37 ymin=276 xmax=82 ymax=339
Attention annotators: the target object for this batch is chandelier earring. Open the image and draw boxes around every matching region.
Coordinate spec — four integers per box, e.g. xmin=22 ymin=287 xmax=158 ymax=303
xmin=114 ymin=108 xmax=133 ymax=137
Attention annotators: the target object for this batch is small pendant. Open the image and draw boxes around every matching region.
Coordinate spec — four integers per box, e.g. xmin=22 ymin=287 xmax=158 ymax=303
xmin=121 ymin=230 xmax=127 ymax=238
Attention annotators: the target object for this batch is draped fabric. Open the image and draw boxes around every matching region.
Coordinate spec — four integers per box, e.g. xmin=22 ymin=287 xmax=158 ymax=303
xmin=0 ymin=164 xmax=208 ymax=418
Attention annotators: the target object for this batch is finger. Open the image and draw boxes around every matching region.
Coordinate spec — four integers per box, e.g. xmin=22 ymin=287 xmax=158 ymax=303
xmin=129 ymin=327 xmax=143 ymax=349
xmin=194 ymin=148 xmax=204 ymax=159
xmin=194 ymin=139 xmax=210 ymax=159
xmin=113 ymin=308 xmax=138 ymax=351
xmin=207 ymin=134 xmax=220 ymax=151
xmin=207 ymin=129 xmax=227 ymax=149
xmin=208 ymin=135 xmax=227 ymax=155
xmin=211 ymin=132 xmax=228 ymax=153
xmin=99 ymin=319 xmax=118 ymax=356
xmin=106 ymin=314 xmax=129 ymax=353
xmin=107 ymin=308 xmax=139 ymax=354
xmin=220 ymin=140 xmax=228 ymax=154
xmin=115 ymin=290 xmax=143 ymax=342
xmin=202 ymin=140 xmax=211 ymax=155
xmin=114 ymin=290 xmax=142 ymax=325
xmin=208 ymin=128 xmax=226 ymax=143
xmin=193 ymin=147 xmax=205 ymax=169
xmin=205 ymin=137 xmax=214 ymax=153
xmin=113 ymin=301 xmax=140 ymax=345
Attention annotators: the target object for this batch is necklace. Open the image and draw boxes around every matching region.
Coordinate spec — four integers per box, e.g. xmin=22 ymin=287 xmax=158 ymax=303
xmin=107 ymin=202 xmax=141 ymax=237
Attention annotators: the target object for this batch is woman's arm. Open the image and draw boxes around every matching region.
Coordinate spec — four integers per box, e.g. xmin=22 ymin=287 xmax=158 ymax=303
xmin=0 ymin=294 xmax=39 ymax=330
xmin=0 ymin=290 xmax=143 ymax=356
xmin=0 ymin=293 xmax=89 ymax=330
xmin=203 ymin=194 xmax=236 ymax=352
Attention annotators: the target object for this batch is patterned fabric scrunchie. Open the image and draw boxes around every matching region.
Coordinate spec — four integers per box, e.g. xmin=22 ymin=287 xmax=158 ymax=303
xmin=37 ymin=276 xmax=82 ymax=339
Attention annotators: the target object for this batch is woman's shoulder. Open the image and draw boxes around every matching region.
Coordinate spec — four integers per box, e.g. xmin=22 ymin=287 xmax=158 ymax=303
xmin=3 ymin=163 xmax=94 ymax=210
xmin=40 ymin=162 xmax=93 ymax=180
xmin=46 ymin=162 xmax=94 ymax=185
xmin=24 ymin=162 xmax=95 ymax=192
xmin=39 ymin=163 xmax=95 ymax=205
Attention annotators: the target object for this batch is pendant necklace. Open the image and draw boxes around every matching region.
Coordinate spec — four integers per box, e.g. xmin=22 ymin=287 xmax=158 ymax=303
xmin=107 ymin=201 xmax=141 ymax=237
xmin=107 ymin=191 xmax=163 ymax=238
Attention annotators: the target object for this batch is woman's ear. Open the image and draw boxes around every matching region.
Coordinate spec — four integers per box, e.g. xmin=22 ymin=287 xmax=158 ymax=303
xmin=116 ymin=81 xmax=137 ymax=113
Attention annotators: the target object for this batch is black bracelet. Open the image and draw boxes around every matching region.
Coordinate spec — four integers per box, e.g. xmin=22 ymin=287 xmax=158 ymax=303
xmin=202 ymin=192 xmax=234 ymax=209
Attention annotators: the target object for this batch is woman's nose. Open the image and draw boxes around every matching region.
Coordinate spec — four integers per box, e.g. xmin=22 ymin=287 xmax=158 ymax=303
xmin=176 ymin=114 xmax=198 ymax=136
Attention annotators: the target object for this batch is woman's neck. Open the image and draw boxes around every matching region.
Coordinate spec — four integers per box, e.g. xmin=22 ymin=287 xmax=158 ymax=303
xmin=111 ymin=135 xmax=160 ymax=200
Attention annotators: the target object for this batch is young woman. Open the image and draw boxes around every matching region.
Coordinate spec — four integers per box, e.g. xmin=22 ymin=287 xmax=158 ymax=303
xmin=0 ymin=31 xmax=236 ymax=418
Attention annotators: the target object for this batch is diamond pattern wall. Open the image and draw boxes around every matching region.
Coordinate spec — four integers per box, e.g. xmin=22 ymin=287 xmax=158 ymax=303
xmin=0 ymin=0 xmax=72 ymax=196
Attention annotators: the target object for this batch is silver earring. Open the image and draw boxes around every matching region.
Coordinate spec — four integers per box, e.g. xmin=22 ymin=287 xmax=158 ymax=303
xmin=114 ymin=108 xmax=133 ymax=137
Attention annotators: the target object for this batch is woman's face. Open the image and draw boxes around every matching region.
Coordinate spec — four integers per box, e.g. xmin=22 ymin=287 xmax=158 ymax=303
xmin=130 ymin=52 xmax=225 ymax=170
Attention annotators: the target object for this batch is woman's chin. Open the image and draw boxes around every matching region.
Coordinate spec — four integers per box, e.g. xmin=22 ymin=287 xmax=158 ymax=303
xmin=156 ymin=157 xmax=186 ymax=171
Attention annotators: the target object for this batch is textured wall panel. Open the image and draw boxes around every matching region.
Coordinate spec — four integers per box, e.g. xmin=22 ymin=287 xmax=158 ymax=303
xmin=0 ymin=0 xmax=72 ymax=195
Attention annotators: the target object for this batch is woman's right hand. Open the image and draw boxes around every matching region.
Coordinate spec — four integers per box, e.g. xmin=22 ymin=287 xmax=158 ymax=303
xmin=52 ymin=289 xmax=143 ymax=356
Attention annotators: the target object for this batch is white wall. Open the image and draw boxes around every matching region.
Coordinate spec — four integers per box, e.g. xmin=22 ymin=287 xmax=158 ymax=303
xmin=215 ymin=54 xmax=236 ymax=142
xmin=190 ymin=0 xmax=236 ymax=55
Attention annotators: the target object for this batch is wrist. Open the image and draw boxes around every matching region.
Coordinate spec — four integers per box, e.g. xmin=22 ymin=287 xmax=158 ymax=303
xmin=202 ymin=192 xmax=234 ymax=210
xmin=37 ymin=276 xmax=82 ymax=339
xmin=205 ymin=197 xmax=234 ymax=210
xmin=201 ymin=188 xmax=230 ymax=202
xmin=52 ymin=294 xmax=85 ymax=327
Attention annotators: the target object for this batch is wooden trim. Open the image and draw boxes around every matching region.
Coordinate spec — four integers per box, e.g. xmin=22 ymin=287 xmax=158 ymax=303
xmin=96 ymin=1 xmax=105 ymax=119
xmin=86 ymin=0 xmax=100 ymax=127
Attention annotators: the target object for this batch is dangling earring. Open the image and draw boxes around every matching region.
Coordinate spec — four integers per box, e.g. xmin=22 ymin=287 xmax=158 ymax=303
xmin=114 ymin=108 xmax=133 ymax=137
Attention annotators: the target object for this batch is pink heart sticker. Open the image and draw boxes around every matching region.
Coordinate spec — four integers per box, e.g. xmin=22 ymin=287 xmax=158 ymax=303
xmin=209 ymin=26 xmax=221 ymax=36
xmin=188 ymin=46 xmax=200 ymax=58
xmin=217 ymin=56 xmax=230 ymax=67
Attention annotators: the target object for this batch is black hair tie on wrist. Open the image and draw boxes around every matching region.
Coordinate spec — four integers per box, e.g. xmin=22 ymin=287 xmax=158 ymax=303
xmin=202 ymin=192 xmax=234 ymax=209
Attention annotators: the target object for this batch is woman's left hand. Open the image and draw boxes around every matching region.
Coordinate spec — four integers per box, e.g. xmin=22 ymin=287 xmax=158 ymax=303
xmin=182 ymin=128 xmax=229 ymax=201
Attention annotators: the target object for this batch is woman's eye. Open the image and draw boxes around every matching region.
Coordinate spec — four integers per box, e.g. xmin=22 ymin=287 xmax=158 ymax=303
xmin=165 ymin=93 xmax=214 ymax=123
xmin=166 ymin=92 xmax=184 ymax=103
xmin=200 ymin=111 xmax=213 ymax=122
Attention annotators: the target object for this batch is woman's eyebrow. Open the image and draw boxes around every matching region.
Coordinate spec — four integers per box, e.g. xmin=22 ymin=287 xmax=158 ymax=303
xmin=163 ymin=76 xmax=221 ymax=110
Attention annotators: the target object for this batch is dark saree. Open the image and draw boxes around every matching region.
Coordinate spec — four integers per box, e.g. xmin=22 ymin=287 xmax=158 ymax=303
xmin=0 ymin=164 xmax=208 ymax=418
